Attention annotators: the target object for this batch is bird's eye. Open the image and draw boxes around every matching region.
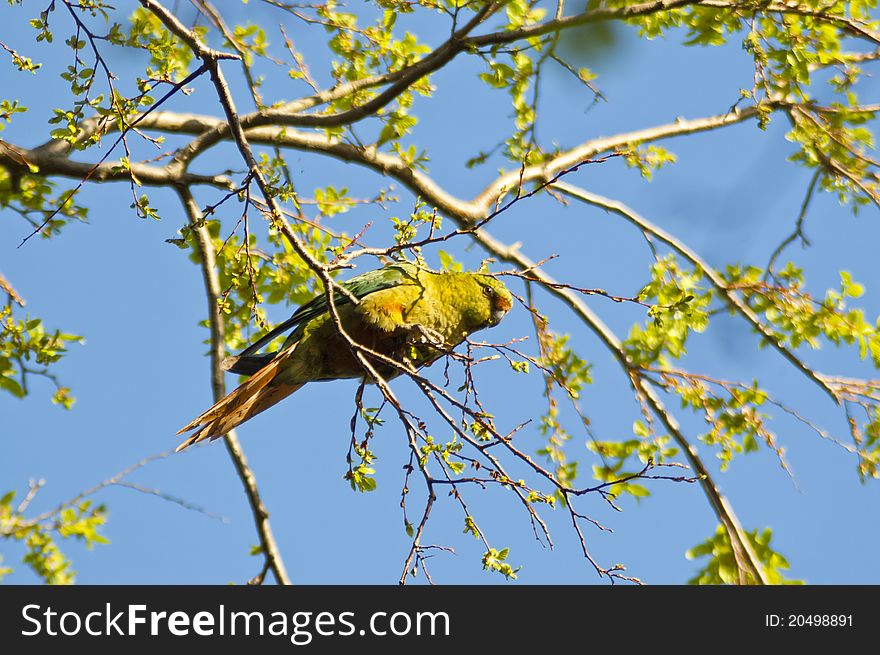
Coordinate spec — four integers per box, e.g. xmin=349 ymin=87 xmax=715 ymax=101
xmin=482 ymin=285 xmax=495 ymax=298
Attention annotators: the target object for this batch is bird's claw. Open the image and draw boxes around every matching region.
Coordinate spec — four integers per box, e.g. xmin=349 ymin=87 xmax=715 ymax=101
xmin=413 ymin=325 xmax=446 ymax=348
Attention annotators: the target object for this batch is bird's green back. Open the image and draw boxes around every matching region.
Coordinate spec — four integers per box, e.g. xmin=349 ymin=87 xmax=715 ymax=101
xmin=238 ymin=262 xmax=419 ymax=358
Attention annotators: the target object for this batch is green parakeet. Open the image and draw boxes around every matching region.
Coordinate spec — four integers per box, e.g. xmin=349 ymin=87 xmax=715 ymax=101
xmin=177 ymin=262 xmax=513 ymax=450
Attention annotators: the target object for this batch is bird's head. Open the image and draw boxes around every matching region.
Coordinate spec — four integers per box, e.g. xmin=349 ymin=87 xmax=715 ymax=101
xmin=475 ymin=275 xmax=513 ymax=327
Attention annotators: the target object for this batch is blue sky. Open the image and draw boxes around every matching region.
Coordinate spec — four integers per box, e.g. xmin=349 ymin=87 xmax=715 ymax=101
xmin=2 ymin=2 xmax=878 ymax=584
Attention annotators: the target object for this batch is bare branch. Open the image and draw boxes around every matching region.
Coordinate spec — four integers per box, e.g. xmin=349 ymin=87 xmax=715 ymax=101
xmin=460 ymin=226 xmax=770 ymax=584
xmin=551 ymin=181 xmax=840 ymax=404
xmin=100 ymin=101 xmax=761 ymax=223
xmin=178 ymin=186 xmax=292 ymax=586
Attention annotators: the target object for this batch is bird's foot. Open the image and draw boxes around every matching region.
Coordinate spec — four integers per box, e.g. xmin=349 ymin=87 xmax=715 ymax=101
xmin=409 ymin=324 xmax=447 ymax=349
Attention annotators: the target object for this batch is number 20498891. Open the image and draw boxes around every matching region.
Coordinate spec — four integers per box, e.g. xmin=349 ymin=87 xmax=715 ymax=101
xmin=765 ymin=614 xmax=853 ymax=628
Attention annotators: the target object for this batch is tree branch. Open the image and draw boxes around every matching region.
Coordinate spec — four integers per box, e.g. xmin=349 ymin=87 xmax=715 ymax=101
xmin=104 ymin=101 xmax=760 ymax=223
xmin=550 ymin=181 xmax=840 ymax=404
xmin=467 ymin=0 xmax=702 ymax=47
xmin=461 ymin=226 xmax=770 ymax=584
xmin=178 ymin=186 xmax=291 ymax=586
xmin=0 ymin=140 xmax=234 ymax=189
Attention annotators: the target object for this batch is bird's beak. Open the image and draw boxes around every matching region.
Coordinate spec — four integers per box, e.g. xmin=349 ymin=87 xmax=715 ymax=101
xmin=490 ymin=295 xmax=512 ymax=325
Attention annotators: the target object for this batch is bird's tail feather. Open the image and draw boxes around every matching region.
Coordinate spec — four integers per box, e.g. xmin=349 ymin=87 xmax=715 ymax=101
xmin=222 ymin=351 xmax=277 ymax=376
xmin=177 ymin=352 xmax=301 ymax=451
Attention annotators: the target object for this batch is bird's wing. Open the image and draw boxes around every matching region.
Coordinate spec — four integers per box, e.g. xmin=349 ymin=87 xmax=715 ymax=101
xmin=237 ymin=263 xmax=417 ymax=359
